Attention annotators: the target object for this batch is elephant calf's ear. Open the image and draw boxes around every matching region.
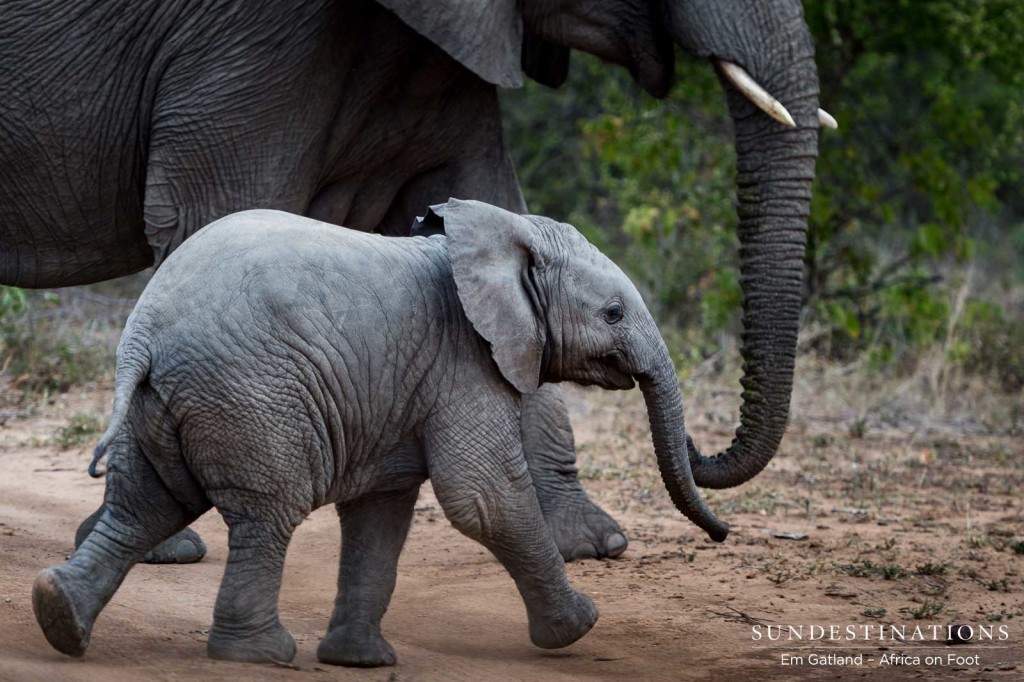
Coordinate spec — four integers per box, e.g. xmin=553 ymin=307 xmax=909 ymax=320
xmin=443 ymin=199 xmax=545 ymax=394
xmin=410 ymin=204 xmax=447 ymax=237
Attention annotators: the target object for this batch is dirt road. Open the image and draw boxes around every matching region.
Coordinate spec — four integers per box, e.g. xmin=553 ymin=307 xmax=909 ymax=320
xmin=2 ymin=383 xmax=1022 ymax=681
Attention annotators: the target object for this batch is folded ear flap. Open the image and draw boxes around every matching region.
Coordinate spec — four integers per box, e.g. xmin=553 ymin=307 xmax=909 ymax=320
xmin=378 ymin=0 xmax=523 ymax=88
xmin=442 ymin=199 xmax=545 ymax=394
xmin=410 ymin=204 xmax=446 ymax=237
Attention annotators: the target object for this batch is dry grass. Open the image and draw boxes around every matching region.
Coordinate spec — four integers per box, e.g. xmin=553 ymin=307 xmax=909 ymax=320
xmin=0 ymin=275 xmax=147 ymax=417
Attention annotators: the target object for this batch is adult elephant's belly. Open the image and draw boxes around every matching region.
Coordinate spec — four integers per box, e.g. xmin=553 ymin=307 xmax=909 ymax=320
xmin=0 ymin=183 xmax=157 ymax=287
xmin=0 ymin=2 xmax=161 ymax=289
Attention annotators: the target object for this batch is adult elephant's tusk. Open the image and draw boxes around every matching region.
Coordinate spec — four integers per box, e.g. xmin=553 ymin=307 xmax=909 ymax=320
xmin=818 ymin=108 xmax=838 ymax=129
xmin=715 ymin=60 xmax=795 ymax=127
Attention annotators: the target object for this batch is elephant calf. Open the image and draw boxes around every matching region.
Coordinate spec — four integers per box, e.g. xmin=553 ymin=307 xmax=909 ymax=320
xmin=32 ymin=199 xmax=728 ymax=667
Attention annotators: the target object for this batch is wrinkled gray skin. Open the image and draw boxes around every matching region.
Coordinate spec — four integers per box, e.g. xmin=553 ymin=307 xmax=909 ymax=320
xmin=32 ymin=201 xmax=728 ymax=667
xmin=2 ymin=0 xmax=819 ymax=562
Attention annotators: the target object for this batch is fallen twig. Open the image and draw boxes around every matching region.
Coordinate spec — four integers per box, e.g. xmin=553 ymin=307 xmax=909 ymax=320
xmin=711 ymin=605 xmax=771 ymax=627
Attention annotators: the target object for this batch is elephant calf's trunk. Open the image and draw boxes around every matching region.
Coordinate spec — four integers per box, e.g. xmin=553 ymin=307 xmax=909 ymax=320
xmin=638 ymin=360 xmax=729 ymax=543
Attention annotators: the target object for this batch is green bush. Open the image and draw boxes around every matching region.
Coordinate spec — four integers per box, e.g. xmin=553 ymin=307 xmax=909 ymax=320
xmin=0 ymin=285 xmax=27 ymax=319
xmin=56 ymin=412 xmax=104 ymax=449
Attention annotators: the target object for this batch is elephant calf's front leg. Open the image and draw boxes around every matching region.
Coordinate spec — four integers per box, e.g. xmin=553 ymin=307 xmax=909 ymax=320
xmin=521 ymin=385 xmax=627 ymax=560
xmin=425 ymin=411 xmax=598 ymax=649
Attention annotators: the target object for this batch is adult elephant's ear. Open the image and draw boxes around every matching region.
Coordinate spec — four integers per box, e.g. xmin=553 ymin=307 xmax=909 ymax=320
xmin=442 ymin=199 xmax=545 ymax=394
xmin=378 ymin=0 xmax=523 ymax=88
xmin=522 ymin=31 xmax=570 ymax=88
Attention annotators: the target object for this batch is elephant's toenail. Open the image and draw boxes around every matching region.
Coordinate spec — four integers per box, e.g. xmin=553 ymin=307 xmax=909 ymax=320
xmin=175 ymin=539 xmax=207 ymax=564
xmin=570 ymin=543 xmax=597 ymax=561
xmin=604 ymin=532 xmax=628 ymax=558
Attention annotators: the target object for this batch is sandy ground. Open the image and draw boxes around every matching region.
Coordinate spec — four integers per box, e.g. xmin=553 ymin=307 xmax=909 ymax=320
xmin=1 ymin=381 xmax=1023 ymax=681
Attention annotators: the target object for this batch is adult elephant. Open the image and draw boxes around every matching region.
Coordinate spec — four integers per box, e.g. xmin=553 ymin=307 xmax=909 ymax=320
xmin=1 ymin=0 xmax=826 ymax=562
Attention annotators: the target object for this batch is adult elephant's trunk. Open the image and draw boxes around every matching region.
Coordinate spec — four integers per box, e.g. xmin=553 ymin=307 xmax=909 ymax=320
xmin=637 ymin=342 xmax=729 ymax=543
xmin=668 ymin=0 xmax=820 ymax=489
xmin=689 ymin=83 xmax=819 ymax=489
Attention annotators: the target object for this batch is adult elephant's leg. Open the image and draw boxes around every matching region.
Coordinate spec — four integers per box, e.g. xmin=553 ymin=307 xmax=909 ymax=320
xmin=318 ymin=487 xmax=419 ymax=668
xmin=521 ymin=385 xmax=627 ymax=560
xmin=140 ymin=526 xmax=207 ymax=564
xmin=75 ymin=503 xmax=206 ymax=564
xmin=374 ymin=133 xmax=527 ymax=237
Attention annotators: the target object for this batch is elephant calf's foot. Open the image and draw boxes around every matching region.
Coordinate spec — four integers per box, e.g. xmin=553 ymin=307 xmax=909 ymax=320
xmin=317 ymin=622 xmax=396 ymax=667
xmin=32 ymin=568 xmax=91 ymax=657
xmin=527 ymin=591 xmax=598 ymax=649
xmin=207 ymin=621 xmax=296 ymax=664
xmin=541 ymin=493 xmax=627 ymax=561
xmin=141 ymin=526 xmax=207 ymax=564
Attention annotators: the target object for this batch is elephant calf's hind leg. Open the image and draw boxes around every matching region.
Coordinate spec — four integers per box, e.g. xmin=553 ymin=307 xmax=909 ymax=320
xmin=206 ymin=509 xmax=297 ymax=664
xmin=318 ymin=487 xmax=419 ymax=667
xmin=33 ymin=442 xmax=201 ymax=657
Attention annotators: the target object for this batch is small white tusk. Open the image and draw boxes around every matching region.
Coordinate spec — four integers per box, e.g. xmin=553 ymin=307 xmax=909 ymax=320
xmin=716 ymin=60 xmax=795 ymax=127
xmin=818 ymin=108 xmax=838 ymax=129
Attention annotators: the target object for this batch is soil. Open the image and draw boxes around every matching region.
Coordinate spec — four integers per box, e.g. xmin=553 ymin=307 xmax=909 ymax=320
xmin=1 ymin=381 xmax=1022 ymax=681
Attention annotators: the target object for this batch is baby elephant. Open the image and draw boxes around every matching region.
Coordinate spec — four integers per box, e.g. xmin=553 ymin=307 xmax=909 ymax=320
xmin=33 ymin=200 xmax=727 ymax=667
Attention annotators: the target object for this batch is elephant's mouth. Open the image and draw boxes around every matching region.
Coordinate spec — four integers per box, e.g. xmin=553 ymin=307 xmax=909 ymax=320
xmin=597 ymin=351 xmax=636 ymax=390
xmin=606 ymin=372 xmax=636 ymax=390
xmin=564 ymin=351 xmax=637 ymax=390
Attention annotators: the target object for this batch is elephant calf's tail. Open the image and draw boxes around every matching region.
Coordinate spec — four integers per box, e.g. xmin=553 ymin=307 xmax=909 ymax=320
xmin=89 ymin=345 xmax=151 ymax=478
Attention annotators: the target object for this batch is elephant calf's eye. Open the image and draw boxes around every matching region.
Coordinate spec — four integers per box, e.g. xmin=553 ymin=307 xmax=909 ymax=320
xmin=603 ymin=304 xmax=624 ymax=325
